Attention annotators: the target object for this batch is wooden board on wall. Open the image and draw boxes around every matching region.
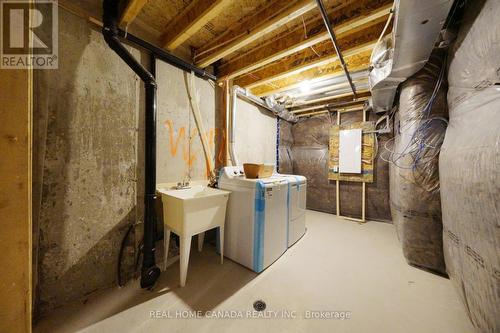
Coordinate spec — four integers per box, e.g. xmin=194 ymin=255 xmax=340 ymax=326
xmin=328 ymin=121 xmax=375 ymax=182
xmin=0 ymin=68 xmax=33 ymax=331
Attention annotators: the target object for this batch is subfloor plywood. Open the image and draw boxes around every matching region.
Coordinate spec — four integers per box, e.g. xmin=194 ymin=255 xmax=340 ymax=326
xmin=34 ymin=211 xmax=473 ymax=333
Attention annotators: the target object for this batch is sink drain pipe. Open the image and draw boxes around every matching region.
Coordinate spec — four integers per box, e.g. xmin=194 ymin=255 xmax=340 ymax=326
xmin=102 ymin=0 xmax=160 ymax=289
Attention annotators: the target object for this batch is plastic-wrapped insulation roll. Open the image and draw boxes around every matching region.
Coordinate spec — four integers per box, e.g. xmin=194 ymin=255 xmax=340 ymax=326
xmin=440 ymin=0 xmax=500 ymax=331
xmin=389 ymin=49 xmax=448 ymax=274
xmin=278 ymin=120 xmax=294 ymax=174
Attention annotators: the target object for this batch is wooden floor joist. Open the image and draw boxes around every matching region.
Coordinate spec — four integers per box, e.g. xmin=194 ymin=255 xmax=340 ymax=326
xmin=292 ymin=77 xmax=368 ymax=99
xmin=297 ymin=104 xmax=365 ymax=117
xmin=290 ymin=94 xmax=370 ymax=111
xmin=237 ymin=20 xmax=381 ymax=89
xmin=252 ymin=56 xmax=371 ymax=97
xmin=240 ymin=39 xmax=376 ymax=96
xmin=217 ymin=2 xmax=392 ymax=79
xmin=120 ymin=0 xmax=148 ymax=26
xmin=289 ymin=98 xmax=369 ymax=113
xmin=161 ymin=0 xmax=232 ymax=51
xmin=195 ymin=0 xmax=318 ymax=68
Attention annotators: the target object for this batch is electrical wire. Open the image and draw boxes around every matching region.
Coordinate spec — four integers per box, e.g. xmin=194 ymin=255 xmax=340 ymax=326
xmin=381 ymin=54 xmax=448 ymax=193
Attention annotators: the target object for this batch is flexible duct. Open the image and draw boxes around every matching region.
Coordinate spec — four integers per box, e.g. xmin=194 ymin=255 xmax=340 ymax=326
xmin=388 ymin=50 xmax=448 ymax=274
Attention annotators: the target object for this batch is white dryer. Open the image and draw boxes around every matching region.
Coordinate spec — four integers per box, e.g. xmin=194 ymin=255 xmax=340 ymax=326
xmin=272 ymin=173 xmax=307 ymax=246
xmin=218 ymin=166 xmax=288 ymax=272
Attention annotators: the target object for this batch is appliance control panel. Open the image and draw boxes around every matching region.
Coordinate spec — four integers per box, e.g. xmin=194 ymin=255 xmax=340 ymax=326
xmin=220 ymin=166 xmax=245 ymax=179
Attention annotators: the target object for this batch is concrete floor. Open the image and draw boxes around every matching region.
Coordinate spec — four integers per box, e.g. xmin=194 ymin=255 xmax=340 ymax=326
xmin=35 ymin=210 xmax=474 ymax=333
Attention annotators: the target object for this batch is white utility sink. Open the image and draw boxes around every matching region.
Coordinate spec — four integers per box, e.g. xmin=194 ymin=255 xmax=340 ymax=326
xmin=157 ymin=183 xmax=230 ymax=287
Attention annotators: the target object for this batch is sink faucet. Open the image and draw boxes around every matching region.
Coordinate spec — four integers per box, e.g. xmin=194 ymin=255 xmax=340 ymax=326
xmin=175 ymin=176 xmax=191 ymax=190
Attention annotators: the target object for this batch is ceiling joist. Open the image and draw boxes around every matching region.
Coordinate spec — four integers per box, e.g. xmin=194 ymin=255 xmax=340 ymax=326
xmin=120 ymin=0 xmax=148 ymax=26
xmin=290 ymin=96 xmax=370 ymax=113
xmin=195 ymin=0 xmax=318 ymax=68
xmin=241 ymin=39 xmax=376 ymax=91
xmin=218 ymin=1 xmax=392 ymax=80
xmin=251 ymin=55 xmax=371 ymax=97
xmin=291 ymin=90 xmax=371 ymax=110
xmin=292 ymin=77 xmax=368 ymax=100
xmin=161 ymin=0 xmax=232 ymax=51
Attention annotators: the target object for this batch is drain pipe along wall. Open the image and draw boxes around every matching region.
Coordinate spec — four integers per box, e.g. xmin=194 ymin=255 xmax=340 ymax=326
xmin=102 ymin=0 xmax=160 ymax=289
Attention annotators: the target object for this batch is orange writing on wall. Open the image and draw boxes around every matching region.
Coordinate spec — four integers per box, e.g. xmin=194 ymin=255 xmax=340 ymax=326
xmin=164 ymin=119 xmax=225 ymax=178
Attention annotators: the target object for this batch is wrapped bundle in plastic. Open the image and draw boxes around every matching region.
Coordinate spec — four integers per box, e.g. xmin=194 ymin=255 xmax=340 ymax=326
xmin=440 ymin=0 xmax=500 ymax=331
xmin=388 ymin=50 xmax=448 ymax=274
xmin=278 ymin=120 xmax=293 ymax=174
xmin=291 ymin=115 xmax=336 ymax=213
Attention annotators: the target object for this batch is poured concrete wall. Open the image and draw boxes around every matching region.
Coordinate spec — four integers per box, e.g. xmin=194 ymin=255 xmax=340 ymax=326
xmin=34 ymin=9 xmax=142 ymax=315
xmin=234 ymin=99 xmax=277 ymax=166
xmin=156 ymin=61 xmax=218 ymax=183
xmin=34 ymin=7 xmax=223 ymax=316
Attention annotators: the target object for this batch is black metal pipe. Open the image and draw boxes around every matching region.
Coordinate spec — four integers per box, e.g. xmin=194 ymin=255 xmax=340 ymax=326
xmin=119 ymin=30 xmax=217 ymax=82
xmin=102 ymin=0 xmax=160 ymax=289
xmin=315 ymin=0 xmax=357 ymax=98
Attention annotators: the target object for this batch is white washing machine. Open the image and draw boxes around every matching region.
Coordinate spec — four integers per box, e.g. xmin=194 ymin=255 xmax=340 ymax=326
xmin=218 ymin=166 xmax=288 ymax=272
xmin=272 ymin=173 xmax=307 ymax=247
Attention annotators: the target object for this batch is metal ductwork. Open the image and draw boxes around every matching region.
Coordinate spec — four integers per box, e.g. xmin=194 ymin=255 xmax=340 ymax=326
xmin=369 ymin=0 xmax=454 ymax=113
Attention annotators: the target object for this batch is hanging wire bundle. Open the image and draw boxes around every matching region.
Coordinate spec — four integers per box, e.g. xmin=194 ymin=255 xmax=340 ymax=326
xmin=381 ymin=53 xmax=448 ymax=194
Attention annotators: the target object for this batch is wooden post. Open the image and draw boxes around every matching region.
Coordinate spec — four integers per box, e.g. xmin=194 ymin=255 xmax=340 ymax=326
xmin=0 ymin=51 xmax=33 ymax=333
xmin=336 ymin=111 xmax=341 ymax=216
xmin=361 ymin=108 xmax=367 ymax=222
xmin=216 ymin=79 xmax=229 ymax=169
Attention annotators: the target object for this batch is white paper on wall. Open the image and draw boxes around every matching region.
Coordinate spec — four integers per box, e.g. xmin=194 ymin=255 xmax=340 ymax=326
xmin=339 ymin=128 xmax=362 ymax=173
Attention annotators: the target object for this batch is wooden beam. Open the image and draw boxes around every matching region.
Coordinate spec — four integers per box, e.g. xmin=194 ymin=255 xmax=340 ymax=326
xmin=120 ymin=0 xmax=148 ymax=26
xmin=195 ymin=0 xmax=317 ymax=68
xmin=294 ymin=89 xmax=370 ymax=106
xmin=290 ymin=98 xmax=368 ymax=113
xmin=262 ymin=66 xmax=369 ymax=98
xmin=195 ymin=0 xmax=292 ymax=59
xmin=216 ymin=79 xmax=230 ymax=168
xmin=0 ymin=38 xmax=33 ymax=333
xmin=236 ymin=20 xmax=383 ymax=90
xmin=161 ymin=0 xmax=232 ymax=51
xmin=297 ymin=104 xmax=364 ymax=117
xmin=241 ymin=38 xmax=376 ymax=96
xmin=290 ymin=95 xmax=369 ymax=112
xmin=292 ymin=77 xmax=368 ymax=100
xmin=218 ymin=1 xmax=392 ymax=79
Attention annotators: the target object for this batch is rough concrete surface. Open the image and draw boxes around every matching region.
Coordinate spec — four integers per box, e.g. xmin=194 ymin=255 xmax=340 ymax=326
xmin=34 ymin=9 xmax=141 ymax=315
xmin=34 ymin=211 xmax=474 ymax=333
xmin=34 ymin=7 xmax=226 ymax=317
xmin=156 ymin=61 xmax=218 ymax=184
xmin=233 ymin=98 xmax=277 ymax=166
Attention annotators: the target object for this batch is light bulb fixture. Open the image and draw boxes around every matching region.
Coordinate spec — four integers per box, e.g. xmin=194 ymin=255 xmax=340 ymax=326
xmin=299 ymin=80 xmax=312 ymax=93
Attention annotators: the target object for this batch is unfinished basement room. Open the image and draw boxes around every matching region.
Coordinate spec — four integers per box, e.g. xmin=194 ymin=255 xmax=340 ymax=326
xmin=1 ymin=0 xmax=499 ymax=332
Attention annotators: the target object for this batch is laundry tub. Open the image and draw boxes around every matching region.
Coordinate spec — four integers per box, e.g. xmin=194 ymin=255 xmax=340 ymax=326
xmin=157 ymin=183 xmax=230 ymax=286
